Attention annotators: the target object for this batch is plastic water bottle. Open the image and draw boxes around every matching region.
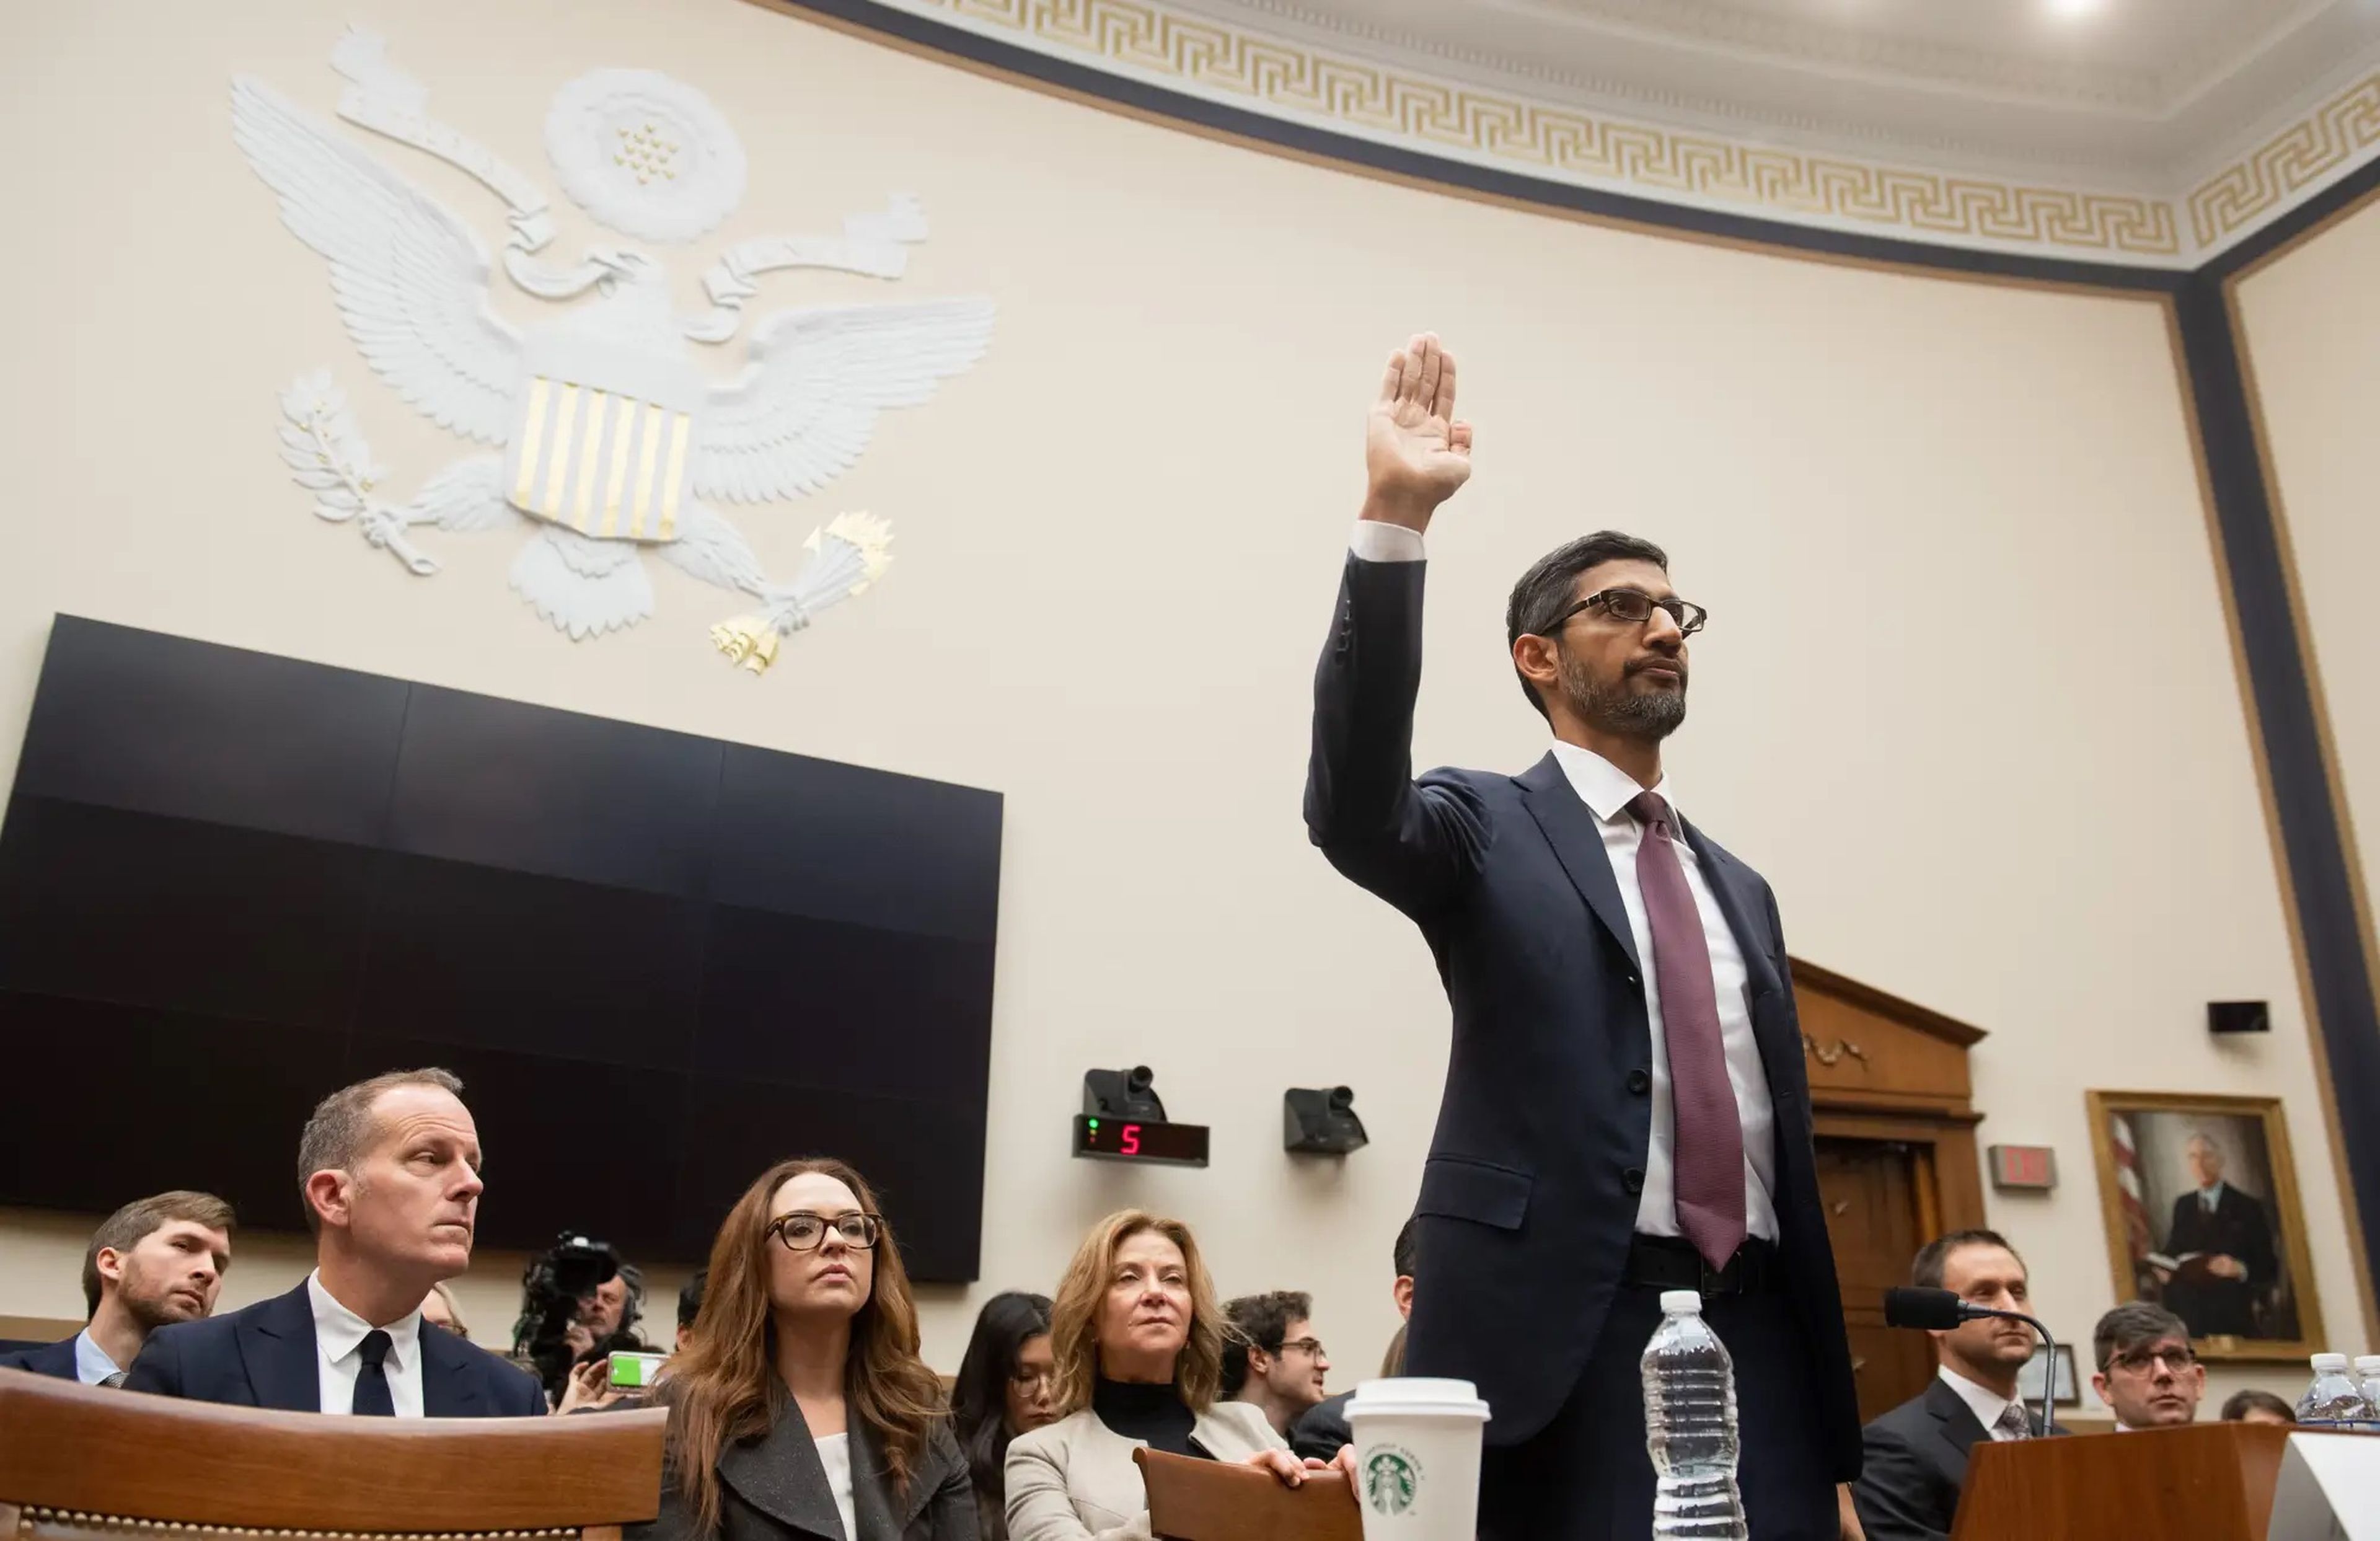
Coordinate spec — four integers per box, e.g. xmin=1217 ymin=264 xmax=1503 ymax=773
xmin=2294 ymin=1353 xmax=2373 ymax=1428
xmin=2355 ymin=1354 xmax=2380 ymax=1415
xmin=1642 ymin=1289 xmax=1748 ymax=1540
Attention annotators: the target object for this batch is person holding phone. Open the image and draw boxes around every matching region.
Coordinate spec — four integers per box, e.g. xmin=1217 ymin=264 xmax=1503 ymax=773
xmin=635 ymin=1157 xmax=974 ymax=1541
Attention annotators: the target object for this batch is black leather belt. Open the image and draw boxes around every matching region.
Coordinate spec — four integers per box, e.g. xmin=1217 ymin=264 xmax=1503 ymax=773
xmin=1624 ymin=1233 xmax=1782 ymax=1296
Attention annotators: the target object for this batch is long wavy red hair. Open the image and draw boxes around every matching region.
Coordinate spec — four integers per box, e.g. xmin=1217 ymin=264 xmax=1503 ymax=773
xmin=663 ymin=1158 xmax=944 ymax=1534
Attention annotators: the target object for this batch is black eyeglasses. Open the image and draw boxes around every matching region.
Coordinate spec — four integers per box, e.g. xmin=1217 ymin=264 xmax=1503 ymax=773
xmin=2107 ymin=1343 xmax=2197 ymax=1375
xmin=1279 ymin=1336 xmax=1326 ymax=1358
xmin=767 ymin=1211 xmax=884 ymax=1252
xmin=1549 ymin=588 xmax=1708 ymax=637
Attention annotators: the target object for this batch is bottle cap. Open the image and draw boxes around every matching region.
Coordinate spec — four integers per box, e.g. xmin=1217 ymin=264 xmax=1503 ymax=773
xmin=2311 ymin=1353 xmax=2350 ymax=1371
xmin=1660 ymin=1289 xmax=1703 ymax=1314
xmin=2353 ymin=1356 xmax=2380 ymax=1374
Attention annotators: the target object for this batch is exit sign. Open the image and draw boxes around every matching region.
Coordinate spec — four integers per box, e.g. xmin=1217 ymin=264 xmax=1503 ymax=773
xmin=1989 ymin=1144 xmax=2058 ymax=1191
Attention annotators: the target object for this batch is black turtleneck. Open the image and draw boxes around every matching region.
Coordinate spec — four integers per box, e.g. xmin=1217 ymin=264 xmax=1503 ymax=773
xmin=1091 ymin=1377 xmax=1205 ymax=1458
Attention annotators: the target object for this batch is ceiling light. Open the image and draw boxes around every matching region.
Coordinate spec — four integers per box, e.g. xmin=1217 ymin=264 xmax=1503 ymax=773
xmin=2047 ymin=0 xmax=2101 ymax=16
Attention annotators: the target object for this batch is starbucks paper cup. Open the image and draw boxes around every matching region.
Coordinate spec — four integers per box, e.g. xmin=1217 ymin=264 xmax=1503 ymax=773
xmin=1344 ymin=1378 xmax=1491 ymax=1541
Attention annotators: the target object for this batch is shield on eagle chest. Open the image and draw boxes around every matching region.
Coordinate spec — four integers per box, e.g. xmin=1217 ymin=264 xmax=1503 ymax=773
xmin=505 ymin=331 xmax=704 ymax=542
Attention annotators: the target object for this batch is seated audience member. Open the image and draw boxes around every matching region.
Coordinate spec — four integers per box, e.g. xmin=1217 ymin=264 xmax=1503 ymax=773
xmin=951 ymin=1292 xmax=1058 ymax=1541
xmin=1005 ymin=1211 xmax=1346 ymax=1541
xmin=0 ymin=1191 xmax=234 ymax=1384
xmin=2220 ymin=1388 xmax=2295 ymax=1426
xmin=125 ymin=1068 xmax=543 ymax=1416
xmin=678 ymin=1268 xmax=709 ymax=1353
xmin=420 ymin=1281 xmax=469 ymax=1340
xmin=571 ymin=1263 xmax=646 ymax=1354
xmin=1220 ymin=1291 xmax=1329 ymax=1439
xmin=2088 ymin=1302 xmax=2203 ymax=1431
xmin=1854 ymin=1230 xmax=2061 ymax=1541
xmin=635 ymin=1158 xmax=972 ymax=1541
xmin=1291 ymin=1219 xmax=1413 ymax=1461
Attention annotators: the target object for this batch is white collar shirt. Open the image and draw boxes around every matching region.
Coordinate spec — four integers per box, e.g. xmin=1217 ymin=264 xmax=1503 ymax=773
xmin=1547 ymin=741 xmax=1779 ymax=1241
xmin=307 ymin=1269 xmax=426 ymax=1416
xmin=1939 ymin=1365 xmax=2026 ymax=1441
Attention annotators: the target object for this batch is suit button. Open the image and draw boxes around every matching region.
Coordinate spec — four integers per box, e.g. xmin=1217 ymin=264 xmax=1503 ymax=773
xmin=1626 ymin=1069 xmax=1651 ymax=1095
xmin=1623 ymin=1167 xmax=1645 ymax=1194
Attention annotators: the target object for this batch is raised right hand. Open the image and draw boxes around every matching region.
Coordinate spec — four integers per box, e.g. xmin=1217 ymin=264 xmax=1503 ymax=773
xmin=1362 ymin=332 xmax=1473 ymax=532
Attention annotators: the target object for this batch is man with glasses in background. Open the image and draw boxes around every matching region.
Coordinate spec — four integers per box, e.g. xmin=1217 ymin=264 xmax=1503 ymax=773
xmin=1305 ymin=333 xmax=1859 ymax=1540
xmin=1220 ymin=1291 xmax=1331 ymax=1438
xmin=2087 ymin=1302 xmax=2204 ymax=1431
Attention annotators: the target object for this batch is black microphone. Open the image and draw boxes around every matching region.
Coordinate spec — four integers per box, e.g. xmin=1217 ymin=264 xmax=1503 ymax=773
xmin=1881 ymin=1288 xmax=2060 ymax=1439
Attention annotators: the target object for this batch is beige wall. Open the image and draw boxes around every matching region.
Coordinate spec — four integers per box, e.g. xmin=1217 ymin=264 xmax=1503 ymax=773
xmin=0 ymin=0 xmax=2365 ymax=1415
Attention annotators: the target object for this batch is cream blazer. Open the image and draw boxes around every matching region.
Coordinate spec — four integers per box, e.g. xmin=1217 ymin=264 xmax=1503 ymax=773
xmin=1003 ymin=1400 xmax=1283 ymax=1541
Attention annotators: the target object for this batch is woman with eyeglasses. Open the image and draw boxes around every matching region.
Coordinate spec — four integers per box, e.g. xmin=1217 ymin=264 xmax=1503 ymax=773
xmin=638 ymin=1157 xmax=975 ymax=1541
xmin=949 ymin=1292 xmax=1057 ymax=1541
xmin=1005 ymin=1211 xmax=1349 ymax=1541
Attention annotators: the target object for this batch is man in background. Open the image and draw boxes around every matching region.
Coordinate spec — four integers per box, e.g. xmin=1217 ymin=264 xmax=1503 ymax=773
xmin=676 ymin=1269 xmax=707 ymax=1352
xmin=0 ymin=1191 xmax=233 ymax=1384
xmin=2159 ymin=1133 xmax=2276 ymax=1338
xmin=127 ymin=1067 xmax=542 ymax=1416
xmin=2221 ymin=1389 xmax=2294 ymax=1426
xmin=1854 ymin=1231 xmax=2060 ymax=1541
xmin=2088 ymin=1302 xmax=2203 ymax=1431
xmin=1292 ymin=1218 xmax=1414 ymax=1460
xmin=1220 ymin=1290 xmax=1331 ymax=1437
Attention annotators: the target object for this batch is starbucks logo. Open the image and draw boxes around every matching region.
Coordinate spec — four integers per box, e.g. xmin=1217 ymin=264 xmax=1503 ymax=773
xmin=1363 ymin=1446 xmax=1422 ymax=1516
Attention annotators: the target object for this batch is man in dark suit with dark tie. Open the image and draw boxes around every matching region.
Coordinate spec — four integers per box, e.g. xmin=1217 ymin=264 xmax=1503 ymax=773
xmin=2158 ymin=1134 xmax=2278 ymax=1339
xmin=126 ymin=1067 xmax=543 ymax=1416
xmin=1305 ymin=333 xmax=1859 ymax=1540
xmin=1853 ymin=1232 xmax=2061 ymax=1541
xmin=0 ymin=1190 xmax=234 ymax=1384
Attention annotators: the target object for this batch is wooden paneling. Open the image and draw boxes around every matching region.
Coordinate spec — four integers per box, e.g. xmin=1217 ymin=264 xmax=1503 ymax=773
xmin=1793 ymin=959 xmax=1991 ymax=1421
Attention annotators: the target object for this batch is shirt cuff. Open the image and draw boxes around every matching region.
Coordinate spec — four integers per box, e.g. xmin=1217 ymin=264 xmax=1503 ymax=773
xmin=1349 ymin=521 xmax=1426 ymax=563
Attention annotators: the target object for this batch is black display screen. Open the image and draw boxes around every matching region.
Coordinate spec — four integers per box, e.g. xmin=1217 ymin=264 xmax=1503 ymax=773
xmin=1072 ymin=1115 xmax=1209 ymax=1167
xmin=0 ymin=617 xmax=1003 ymax=1280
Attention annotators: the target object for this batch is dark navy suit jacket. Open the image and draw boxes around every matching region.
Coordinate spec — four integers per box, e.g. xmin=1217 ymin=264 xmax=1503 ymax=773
xmin=1305 ymin=552 xmax=1859 ymax=1477
xmin=123 ymin=1281 xmax=544 ymax=1416
xmin=0 ymin=1335 xmax=81 ymax=1380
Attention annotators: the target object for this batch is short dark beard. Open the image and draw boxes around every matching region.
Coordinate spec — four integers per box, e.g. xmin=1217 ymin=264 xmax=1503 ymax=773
xmin=1558 ymin=647 xmax=1687 ymax=741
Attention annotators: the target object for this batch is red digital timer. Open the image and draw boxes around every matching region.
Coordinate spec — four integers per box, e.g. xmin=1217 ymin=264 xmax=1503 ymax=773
xmin=1072 ymin=1115 xmax=1210 ymax=1167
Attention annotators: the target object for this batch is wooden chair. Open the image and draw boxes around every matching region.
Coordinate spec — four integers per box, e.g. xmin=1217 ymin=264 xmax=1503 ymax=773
xmin=1133 ymin=1449 xmax=1364 ymax=1541
xmin=0 ymin=1366 xmax=668 ymax=1541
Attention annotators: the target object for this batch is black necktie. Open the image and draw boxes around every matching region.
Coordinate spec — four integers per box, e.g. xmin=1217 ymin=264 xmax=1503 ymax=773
xmin=353 ymin=1328 xmax=396 ymax=1416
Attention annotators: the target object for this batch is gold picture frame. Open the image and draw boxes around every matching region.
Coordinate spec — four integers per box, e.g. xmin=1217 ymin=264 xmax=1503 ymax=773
xmin=2085 ymin=1090 xmax=2324 ymax=1363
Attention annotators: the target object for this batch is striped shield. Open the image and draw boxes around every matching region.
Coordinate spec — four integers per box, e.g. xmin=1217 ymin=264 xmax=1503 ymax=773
xmin=505 ymin=333 xmax=704 ymax=542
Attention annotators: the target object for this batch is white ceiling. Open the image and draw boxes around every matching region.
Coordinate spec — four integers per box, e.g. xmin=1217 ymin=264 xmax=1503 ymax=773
xmin=1167 ymin=0 xmax=2380 ymax=183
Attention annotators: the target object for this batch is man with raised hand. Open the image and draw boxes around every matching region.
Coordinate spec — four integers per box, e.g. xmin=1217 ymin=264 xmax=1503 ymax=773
xmin=1305 ymin=333 xmax=1859 ymax=1539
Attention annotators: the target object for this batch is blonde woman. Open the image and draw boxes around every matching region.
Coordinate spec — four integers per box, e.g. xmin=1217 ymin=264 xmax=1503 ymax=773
xmin=1005 ymin=1212 xmax=1349 ymax=1541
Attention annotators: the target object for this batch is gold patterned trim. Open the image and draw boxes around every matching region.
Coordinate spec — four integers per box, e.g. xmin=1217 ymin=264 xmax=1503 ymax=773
xmin=864 ymin=0 xmax=2180 ymax=259
xmin=2190 ymin=68 xmax=2380 ymax=252
xmin=17 ymin=1512 xmax=581 ymax=1540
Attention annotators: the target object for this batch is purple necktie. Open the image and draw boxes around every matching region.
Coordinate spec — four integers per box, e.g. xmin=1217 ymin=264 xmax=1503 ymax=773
xmin=1628 ymin=792 xmax=1746 ymax=1271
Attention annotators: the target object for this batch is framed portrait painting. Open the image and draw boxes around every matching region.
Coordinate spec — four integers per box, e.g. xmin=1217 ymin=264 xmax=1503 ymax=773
xmin=2085 ymin=1091 xmax=2324 ymax=1362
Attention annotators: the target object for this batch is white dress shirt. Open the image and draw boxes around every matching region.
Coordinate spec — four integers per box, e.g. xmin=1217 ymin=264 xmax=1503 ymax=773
xmin=815 ymin=1431 xmax=858 ymax=1541
xmin=1346 ymin=521 xmax=1780 ymax=1242
xmin=1938 ymin=1365 xmax=2026 ymax=1441
xmin=72 ymin=1328 xmax=121 ymax=1385
xmin=307 ymin=1269 xmax=426 ymax=1416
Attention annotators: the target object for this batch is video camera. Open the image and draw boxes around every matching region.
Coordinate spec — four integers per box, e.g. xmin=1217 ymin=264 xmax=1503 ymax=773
xmin=511 ymin=1230 xmax=623 ymax=1398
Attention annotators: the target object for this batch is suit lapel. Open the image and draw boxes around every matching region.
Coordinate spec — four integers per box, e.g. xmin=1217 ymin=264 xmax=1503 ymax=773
xmin=1925 ymin=1377 xmax=1988 ymax=1475
xmin=418 ymin=1321 xmax=483 ymax=1417
xmin=240 ymin=1283 xmax=324 ymax=1413
xmin=1677 ymin=819 xmax=1781 ymax=1003
xmin=719 ymin=1398 xmax=848 ymax=1541
xmin=1515 ymin=754 xmax=1639 ymax=972
xmin=845 ymin=1418 xmax=915 ymax=1541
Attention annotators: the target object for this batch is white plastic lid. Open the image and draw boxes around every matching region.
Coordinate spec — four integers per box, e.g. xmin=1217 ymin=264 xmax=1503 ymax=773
xmin=1344 ymin=1377 xmax=1492 ymax=1422
xmin=2354 ymin=1356 xmax=2380 ymax=1373
xmin=1660 ymin=1289 xmax=1703 ymax=1314
xmin=2311 ymin=1353 xmax=2350 ymax=1371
